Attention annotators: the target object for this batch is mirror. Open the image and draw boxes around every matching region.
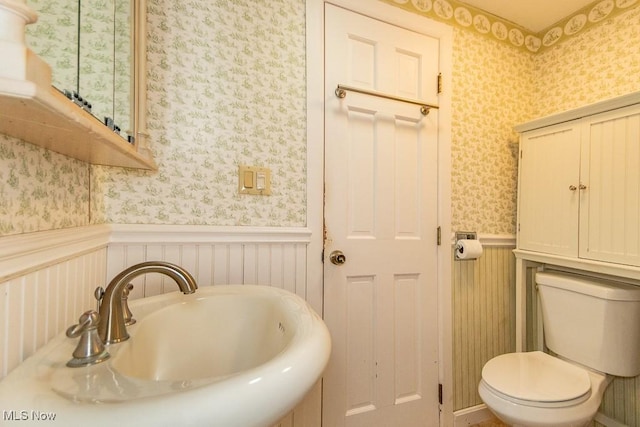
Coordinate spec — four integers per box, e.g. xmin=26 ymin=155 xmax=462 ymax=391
xmin=114 ymin=0 xmax=132 ymax=134
xmin=25 ymin=0 xmax=79 ymax=95
xmin=26 ymin=0 xmax=133 ymax=141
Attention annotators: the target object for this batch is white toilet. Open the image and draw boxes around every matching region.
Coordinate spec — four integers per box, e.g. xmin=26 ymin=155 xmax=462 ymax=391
xmin=478 ymin=270 xmax=640 ymax=427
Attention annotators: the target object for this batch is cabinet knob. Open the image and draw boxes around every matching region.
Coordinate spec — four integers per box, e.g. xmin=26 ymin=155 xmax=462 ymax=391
xmin=579 ymin=184 xmax=587 ymax=190
xmin=569 ymin=185 xmax=577 ymax=191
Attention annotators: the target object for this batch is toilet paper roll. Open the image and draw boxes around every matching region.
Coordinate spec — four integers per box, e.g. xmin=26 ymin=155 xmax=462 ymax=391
xmin=455 ymin=239 xmax=483 ymax=260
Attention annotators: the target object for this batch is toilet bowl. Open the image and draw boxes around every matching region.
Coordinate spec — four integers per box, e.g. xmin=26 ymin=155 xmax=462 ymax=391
xmin=479 ymin=271 xmax=640 ymax=427
xmin=478 ymin=351 xmax=611 ymax=427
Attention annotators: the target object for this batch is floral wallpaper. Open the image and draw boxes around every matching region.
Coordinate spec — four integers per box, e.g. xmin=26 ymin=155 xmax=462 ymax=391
xmin=449 ymin=5 xmax=639 ymax=235
xmin=533 ymin=5 xmax=640 ymax=116
xmin=1 ymin=1 xmax=639 ymax=237
xmin=93 ymin=0 xmax=308 ymax=227
xmin=450 ymin=29 xmax=534 ymax=235
xmin=0 ymin=136 xmax=90 ymax=234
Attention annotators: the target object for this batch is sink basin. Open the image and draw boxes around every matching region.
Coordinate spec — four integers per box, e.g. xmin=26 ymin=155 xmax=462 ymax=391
xmin=0 ymin=285 xmax=331 ymax=427
xmin=112 ymin=290 xmax=300 ymax=382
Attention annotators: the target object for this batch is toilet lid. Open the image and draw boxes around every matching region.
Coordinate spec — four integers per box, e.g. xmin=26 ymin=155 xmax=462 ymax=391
xmin=482 ymin=351 xmax=591 ymax=403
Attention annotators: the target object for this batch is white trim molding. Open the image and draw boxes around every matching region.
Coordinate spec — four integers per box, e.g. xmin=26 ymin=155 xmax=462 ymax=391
xmin=0 ymin=224 xmax=312 ymax=285
xmin=450 ymin=233 xmax=516 ymax=248
xmin=108 ymin=224 xmax=312 ymax=244
xmin=453 ymin=404 xmax=498 ymax=427
xmin=0 ymin=225 xmax=110 ymax=282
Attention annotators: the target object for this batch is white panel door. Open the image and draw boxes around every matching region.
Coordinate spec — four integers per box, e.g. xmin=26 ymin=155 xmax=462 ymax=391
xmin=323 ymin=5 xmax=440 ymax=426
xmin=579 ymin=104 xmax=640 ymax=266
xmin=517 ymin=121 xmax=581 ymax=256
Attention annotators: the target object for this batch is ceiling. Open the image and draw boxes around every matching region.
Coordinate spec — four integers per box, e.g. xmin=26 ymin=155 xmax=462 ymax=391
xmin=459 ymin=0 xmax=597 ymax=32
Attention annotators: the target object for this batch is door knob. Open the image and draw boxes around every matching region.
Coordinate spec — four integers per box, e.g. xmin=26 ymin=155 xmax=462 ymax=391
xmin=329 ymin=250 xmax=346 ymax=265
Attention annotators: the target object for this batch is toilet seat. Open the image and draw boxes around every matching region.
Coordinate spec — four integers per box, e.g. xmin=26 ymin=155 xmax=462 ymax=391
xmin=481 ymin=351 xmax=592 ymax=408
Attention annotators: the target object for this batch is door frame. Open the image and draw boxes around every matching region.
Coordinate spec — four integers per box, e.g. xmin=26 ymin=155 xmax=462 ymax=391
xmin=306 ymin=0 xmax=454 ymax=425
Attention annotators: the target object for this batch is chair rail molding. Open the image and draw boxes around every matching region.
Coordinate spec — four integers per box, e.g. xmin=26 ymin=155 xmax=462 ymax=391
xmin=450 ymin=233 xmax=516 ymax=247
xmin=0 ymin=224 xmax=312 ymax=283
xmin=108 ymin=224 xmax=312 ymax=244
xmin=0 ymin=225 xmax=111 ymax=282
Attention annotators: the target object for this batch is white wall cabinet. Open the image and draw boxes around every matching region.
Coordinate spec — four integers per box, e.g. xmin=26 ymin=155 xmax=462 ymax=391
xmin=513 ymin=93 xmax=640 ymax=352
xmin=516 ymin=97 xmax=640 ymax=269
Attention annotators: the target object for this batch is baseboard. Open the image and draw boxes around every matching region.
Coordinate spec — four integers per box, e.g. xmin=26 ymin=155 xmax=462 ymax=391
xmin=453 ymin=404 xmax=498 ymax=426
xmin=453 ymin=406 xmax=627 ymax=427
xmin=594 ymin=412 xmax=629 ymax=427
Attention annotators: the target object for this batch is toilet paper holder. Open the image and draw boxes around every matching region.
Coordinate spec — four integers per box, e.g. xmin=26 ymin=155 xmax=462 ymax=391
xmin=455 ymin=231 xmax=477 ymax=242
xmin=454 ymin=231 xmax=482 ymax=261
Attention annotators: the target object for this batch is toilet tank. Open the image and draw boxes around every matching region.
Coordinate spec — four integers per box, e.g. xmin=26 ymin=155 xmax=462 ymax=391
xmin=536 ymin=271 xmax=640 ymax=377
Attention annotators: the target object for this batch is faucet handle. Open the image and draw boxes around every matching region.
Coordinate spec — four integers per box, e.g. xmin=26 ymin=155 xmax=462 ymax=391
xmin=122 ymin=283 xmax=136 ymax=326
xmin=66 ymin=310 xmax=110 ymax=367
xmin=94 ymin=286 xmax=105 ymax=311
xmin=66 ymin=310 xmax=99 ymax=338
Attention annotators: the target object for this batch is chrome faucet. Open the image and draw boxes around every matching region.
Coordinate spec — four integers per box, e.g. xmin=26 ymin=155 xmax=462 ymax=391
xmin=98 ymin=261 xmax=198 ymax=345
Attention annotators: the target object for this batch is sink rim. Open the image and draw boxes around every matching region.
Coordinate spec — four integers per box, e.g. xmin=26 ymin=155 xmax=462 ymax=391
xmin=0 ymin=284 xmax=331 ymax=427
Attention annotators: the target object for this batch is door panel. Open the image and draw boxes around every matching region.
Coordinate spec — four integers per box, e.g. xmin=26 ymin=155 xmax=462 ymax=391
xmin=323 ymin=5 xmax=440 ymax=426
xmin=580 ymin=105 xmax=640 ymax=265
xmin=517 ymin=122 xmax=581 ymax=256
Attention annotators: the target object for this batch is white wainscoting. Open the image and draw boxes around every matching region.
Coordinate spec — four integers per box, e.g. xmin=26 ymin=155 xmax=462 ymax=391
xmin=107 ymin=224 xmax=314 ymax=308
xmin=0 ymin=224 xmax=318 ymax=426
xmin=0 ymin=225 xmax=110 ymax=378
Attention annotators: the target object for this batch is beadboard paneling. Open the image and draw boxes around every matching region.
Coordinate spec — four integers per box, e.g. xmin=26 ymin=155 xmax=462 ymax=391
xmin=452 ymin=244 xmax=516 ymax=411
xmin=106 ymin=225 xmax=311 ymax=306
xmin=598 ymin=376 xmax=640 ymax=427
xmin=107 ymin=242 xmax=307 ymax=295
xmin=0 ymin=248 xmax=107 ymax=378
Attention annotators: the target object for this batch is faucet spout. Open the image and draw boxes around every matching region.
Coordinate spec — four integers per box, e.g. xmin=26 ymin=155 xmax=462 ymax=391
xmin=98 ymin=261 xmax=198 ymax=344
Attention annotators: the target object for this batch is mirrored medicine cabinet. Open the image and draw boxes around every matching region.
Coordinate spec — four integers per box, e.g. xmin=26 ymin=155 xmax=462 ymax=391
xmin=0 ymin=0 xmax=155 ymax=170
xmin=27 ymin=0 xmax=132 ymax=136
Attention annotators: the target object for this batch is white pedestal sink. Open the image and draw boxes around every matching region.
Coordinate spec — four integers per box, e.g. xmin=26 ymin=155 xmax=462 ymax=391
xmin=0 ymin=285 xmax=331 ymax=427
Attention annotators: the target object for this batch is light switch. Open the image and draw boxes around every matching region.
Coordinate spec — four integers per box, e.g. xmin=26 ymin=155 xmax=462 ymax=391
xmin=238 ymin=165 xmax=271 ymax=195
xmin=244 ymin=171 xmax=254 ymax=188
xmin=256 ymin=172 xmax=266 ymax=190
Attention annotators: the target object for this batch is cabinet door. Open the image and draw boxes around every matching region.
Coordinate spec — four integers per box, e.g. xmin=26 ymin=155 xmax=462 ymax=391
xmin=518 ymin=122 xmax=581 ymax=256
xmin=579 ymin=105 xmax=640 ymax=266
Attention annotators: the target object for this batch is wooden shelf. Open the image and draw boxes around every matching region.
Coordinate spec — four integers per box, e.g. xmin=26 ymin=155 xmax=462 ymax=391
xmin=0 ymin=77 xmax=156 ymax=170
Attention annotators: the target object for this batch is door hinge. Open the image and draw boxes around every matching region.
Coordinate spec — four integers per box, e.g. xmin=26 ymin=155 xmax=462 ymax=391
xmin=321 ymin=249 xmax=325 ymax=263
xmin=438 ymin=383 xmax=443 ymax=405
xmin=437 ymin=73 xmax=443 ymax=94
xmin=437 ymin=226 xmax=442 ymax=246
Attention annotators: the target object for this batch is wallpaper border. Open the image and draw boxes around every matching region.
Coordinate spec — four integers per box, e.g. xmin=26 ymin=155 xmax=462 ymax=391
xmin=382 ymin=0 xmax=640 ymax=53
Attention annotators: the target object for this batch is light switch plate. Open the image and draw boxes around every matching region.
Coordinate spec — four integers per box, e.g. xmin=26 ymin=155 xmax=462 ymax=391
xmin=238 ymin=165 xmax=271 ymax=195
